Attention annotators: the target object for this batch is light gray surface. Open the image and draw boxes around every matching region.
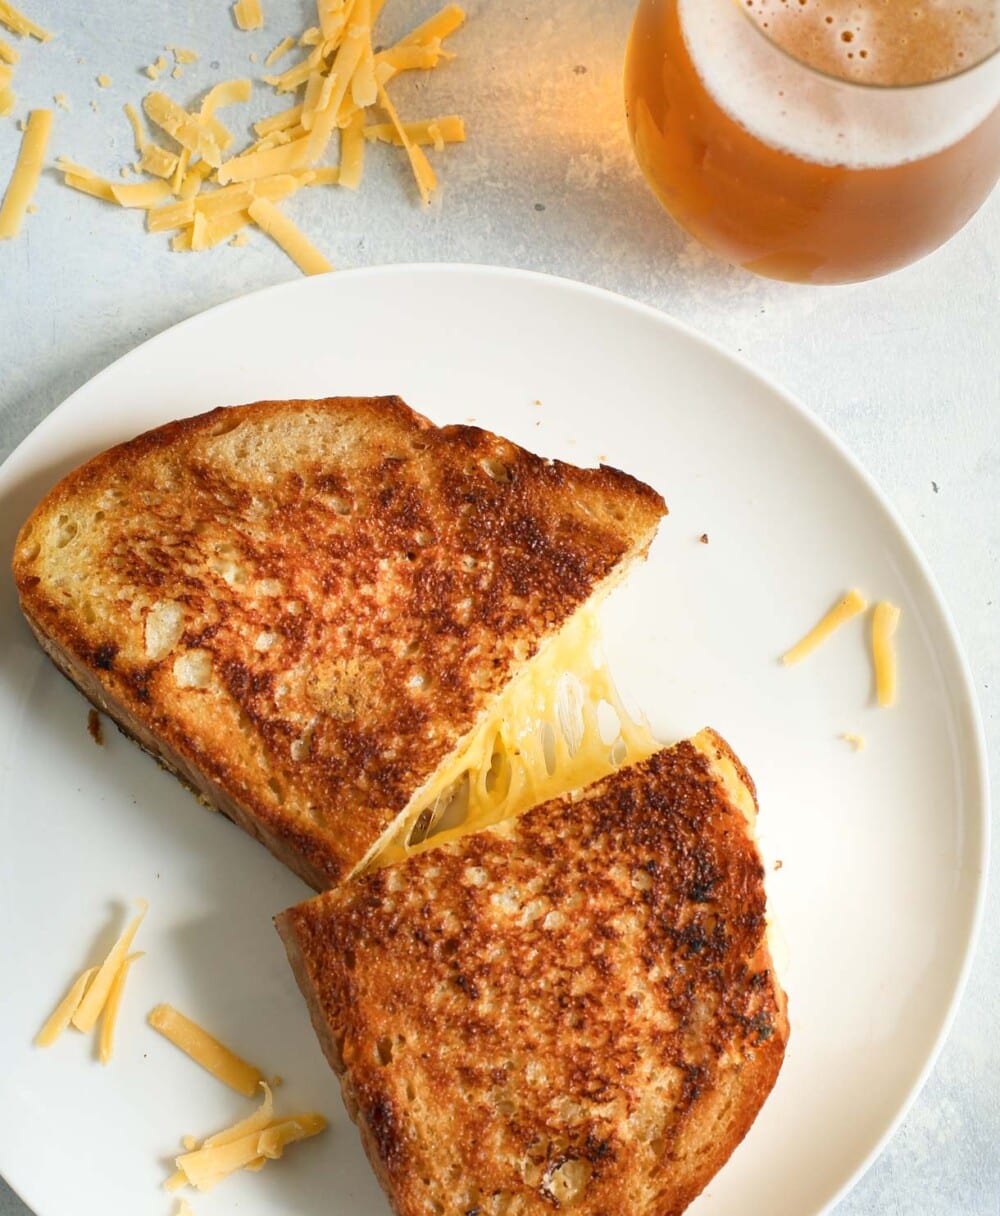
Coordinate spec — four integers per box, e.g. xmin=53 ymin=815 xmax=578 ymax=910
xmin=1 ymin=1 xmax=997 ymax=1213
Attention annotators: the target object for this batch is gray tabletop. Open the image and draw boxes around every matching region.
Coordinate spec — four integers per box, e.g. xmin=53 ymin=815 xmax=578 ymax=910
xmin=1 ymin=2 xmax=998 ymax=1213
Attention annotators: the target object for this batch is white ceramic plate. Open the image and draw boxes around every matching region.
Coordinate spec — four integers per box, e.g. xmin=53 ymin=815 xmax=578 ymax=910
xmin=0 ymin=266 xmax=987 ymax=1216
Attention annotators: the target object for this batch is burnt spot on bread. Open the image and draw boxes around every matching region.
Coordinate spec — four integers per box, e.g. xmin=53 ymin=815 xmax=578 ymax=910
xmin=92 ymin=641 xmax=118 ymax=670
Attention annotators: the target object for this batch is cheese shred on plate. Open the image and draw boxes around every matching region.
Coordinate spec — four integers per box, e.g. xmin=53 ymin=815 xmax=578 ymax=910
xmin=148 ymin=1003 xmax=265 ymax=1097
xmin=53 ymin=0 xmax=467 ymax=268
xmin=871 ymin=601 xmax=901 ymax=708
xmin=34 ymin=900 xmax=147 ymax=1061
xmin=167 ymin=1083 xmax=327 ymax=1193
xmin=781 ymin=589 xmax=868 ymax=666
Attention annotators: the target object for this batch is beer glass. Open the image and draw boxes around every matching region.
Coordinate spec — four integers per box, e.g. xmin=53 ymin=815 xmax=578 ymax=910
xmin=625 ymin=0 xmax=1000 ymax=283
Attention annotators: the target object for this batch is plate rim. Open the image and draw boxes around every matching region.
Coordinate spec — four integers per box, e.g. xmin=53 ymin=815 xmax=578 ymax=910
xmin=0 ymin=262 xmax=990 ymax=1216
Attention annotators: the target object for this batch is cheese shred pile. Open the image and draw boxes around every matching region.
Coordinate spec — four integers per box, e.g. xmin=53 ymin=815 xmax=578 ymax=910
xmin=165 ymin=1083 xmax=327 ymax=1193
xmin=50 ymin=0 xmax=466 ymax=272
xmin=0 ymin=0 xmax=50 ymax=117
xmin=34 ymin=900 xmax=147 ymax=1065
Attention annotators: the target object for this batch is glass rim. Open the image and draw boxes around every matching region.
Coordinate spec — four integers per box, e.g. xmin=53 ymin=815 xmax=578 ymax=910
xmin=736 ymin=2 xmax=1000 ymax=92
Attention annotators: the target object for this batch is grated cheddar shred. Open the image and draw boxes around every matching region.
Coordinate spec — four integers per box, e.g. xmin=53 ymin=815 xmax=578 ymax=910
xmin=51 ymin=0 xmax=467 ymax=266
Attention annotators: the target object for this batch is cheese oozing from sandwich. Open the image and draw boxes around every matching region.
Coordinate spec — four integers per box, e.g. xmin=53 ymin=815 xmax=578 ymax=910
xmin=370 ymin=602 xmax=659 ymax=869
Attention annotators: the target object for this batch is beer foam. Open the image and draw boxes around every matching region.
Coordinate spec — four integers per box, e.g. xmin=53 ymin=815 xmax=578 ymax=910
xmin=744 ymin=0 xmax=1000 ymax=87
xmin=679 ymin=0 xmax=1000 ymax=168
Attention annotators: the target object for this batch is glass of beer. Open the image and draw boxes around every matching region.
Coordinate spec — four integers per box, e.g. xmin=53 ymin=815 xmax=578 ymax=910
xmin=624 ymin=0 xmax=1000 ymax=283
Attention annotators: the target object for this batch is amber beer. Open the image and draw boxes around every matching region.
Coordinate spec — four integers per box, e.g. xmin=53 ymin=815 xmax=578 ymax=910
xmin=625 ymin=0 xmax=1000 ymax=283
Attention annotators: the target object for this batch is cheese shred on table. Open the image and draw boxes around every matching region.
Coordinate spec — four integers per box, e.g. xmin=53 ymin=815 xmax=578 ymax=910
xmin=0 ymin=108 xmax=51 ymax=237
xmin=50 ymin=0 xmax=467 ymax=267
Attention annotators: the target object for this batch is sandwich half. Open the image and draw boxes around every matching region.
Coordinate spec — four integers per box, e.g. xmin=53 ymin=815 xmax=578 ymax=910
xmin=277 ymin=729 xmax=788 ymax=1216
xmin=12 ymin=396 xmax=665 ymax=889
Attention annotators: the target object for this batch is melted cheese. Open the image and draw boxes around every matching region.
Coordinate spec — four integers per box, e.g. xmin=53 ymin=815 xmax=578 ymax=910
xmin=371 ymin=602 xmax=659 ymax=869
xmin=781 ymin=588 xmax=868 ymax=666
xmin=35 ymin=966 xmax=97 ymax=1047
xmin=248 ymin=197 xmax=332 ymax=273
xmin=0 ymin=1 xmax=51 ymax=40
xmin=148 ymin=1004 xmax=265 ymax=1097
xmin=232 ymin=0 xmax=264 ymax=31
xmin=72 ymin=900 xmax=147 ymax=1033
xmin=98 ymin=951 xmax=143 ymax=1065
xmin=872 ymin=601 xmax=900 ymax=708
xmin=0 ymin=108 xmax=51 ymax=239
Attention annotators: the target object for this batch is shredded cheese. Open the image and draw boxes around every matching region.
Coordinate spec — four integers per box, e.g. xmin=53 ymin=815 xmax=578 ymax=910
xmin=841 ymin=732 xmax=867 ymax=751
xmin=72 ymin=900 xmax=148 ymax=1033
xmin=123 ymin=102 xmax=146 ymax=154
xmin=175 ymin=1200 xmax=195 ymax=1216
xmin=0 ymin=37 xmax=18 ymax=63
xmin=216 ymin=136 xmax=311 ymax=183
xmin=143 ymin=92 xmax=232 ymax=167
xmin=233 ymin=0 xmax=264 ymax=31
xmin=398 ymin=3 xmax=465 ymax=47
xmin=96 ymin=73 xmax=112 ymax=88
xmin=0 ymin=88 xmax=13 ymax=116
xmin=265 ymin=35 xmax=295 ymax=66
xmin=376 ymin=79 xmax=435 ymax=204
xmin=200 ymin=77 xmax=252 ymax=114
xmin=57 ymin=0 xmax=467 ymax=269
xmin=338 ymin=108 xmax=365 ymax=188
xmin=139 ymin=143 xmax=180 ymax=179
xmin=0 ymin=0 xmax=50 ymax=40
xmin=35 ymin=966 xmax=97 ymax=1047
xmin=781 ymin=589 xmax=868 ymax=666
xmin=110 ymin=178 xmax=174 ymax=207
xmin=98 ymin=951 xmax=143 ymax=1065
xmin=0 ymin=108 xmax=52 ymax=239
xmin=248 ymin=196 xmax=332 ymax=273
xmin=371 ymin=602 xmax=659 ymax=869
xmin=148 ymin=1004 xmax=265 ymax=1097
xmin=167 ymin=1083 xmax=327 ymax=1193
xmin=364 ymin=114 xmax=464 ymax=148
xmin=872 ymin=601 xmax=900 ymax=708
xmin=254 ymin=102 xmax=302 ymax=136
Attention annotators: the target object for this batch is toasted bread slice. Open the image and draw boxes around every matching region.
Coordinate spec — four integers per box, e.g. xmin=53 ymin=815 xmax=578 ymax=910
xmin=13 ymin=397 xmax=665 ymax=888
xmin=277 ymin=729 xmax=788 ymax=1216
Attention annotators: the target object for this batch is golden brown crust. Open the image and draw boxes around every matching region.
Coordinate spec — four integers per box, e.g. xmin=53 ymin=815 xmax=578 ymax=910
xmin=277 ymin=734 xmax=788 ymax=1216
xmin=12 ymin=396 xmax=665 ymax=888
